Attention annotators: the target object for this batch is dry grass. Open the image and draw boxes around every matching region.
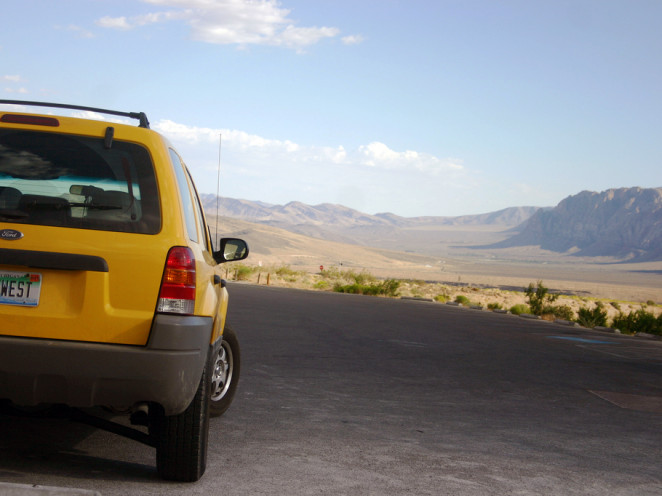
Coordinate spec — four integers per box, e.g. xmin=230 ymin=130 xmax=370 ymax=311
xmin=222 ymin=262 xmax=661 ymax=323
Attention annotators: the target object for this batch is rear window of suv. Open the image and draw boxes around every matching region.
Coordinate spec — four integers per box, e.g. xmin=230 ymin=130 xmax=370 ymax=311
xmin=0 ymin=129 xmax=160 ymax=234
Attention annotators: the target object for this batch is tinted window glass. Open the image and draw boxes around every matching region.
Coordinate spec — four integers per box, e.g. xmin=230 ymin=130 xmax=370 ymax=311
xmin=187 ymin=169 xmax=210 ymax=252
xmin=0 ymin=129 xmax=160 ymax=234
xmin=168 ymin=149 xmax=198 ymax=243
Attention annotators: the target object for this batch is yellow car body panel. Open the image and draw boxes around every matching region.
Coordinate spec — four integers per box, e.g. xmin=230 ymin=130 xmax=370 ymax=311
xmin=0 ymin=110 xmax=234 ymax=346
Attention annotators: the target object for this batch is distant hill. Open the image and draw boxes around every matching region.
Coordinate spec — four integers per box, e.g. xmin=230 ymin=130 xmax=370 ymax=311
xmin=488 ymin=187 xmax=662 ymax=261
xmin=201 ymin=195 xmax=541 ymax=253
xmin=201 ymin=194 xmax=538 ymax=230
xmin=203 ymin=187 xmax=662 ymax=262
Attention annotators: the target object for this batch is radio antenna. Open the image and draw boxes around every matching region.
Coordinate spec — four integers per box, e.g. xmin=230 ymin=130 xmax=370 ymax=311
xmin=215 ymin=133 xmax=222 ymax=245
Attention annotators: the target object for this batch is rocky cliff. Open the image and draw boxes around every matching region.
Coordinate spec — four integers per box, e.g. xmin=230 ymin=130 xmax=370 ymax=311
xmin=494 ymin=187 xmax=662 ymax=261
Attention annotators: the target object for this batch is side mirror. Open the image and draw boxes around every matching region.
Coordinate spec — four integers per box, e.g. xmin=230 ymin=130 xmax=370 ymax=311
xmin=213 ymin=238 xmax=249 ymax=264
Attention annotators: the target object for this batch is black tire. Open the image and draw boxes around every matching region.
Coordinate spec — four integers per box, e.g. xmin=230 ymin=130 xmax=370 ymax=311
xmin=209 ymin=324 xmax=241 ymax=417
xmin=151 ymin=352 xmax=211 ymax=482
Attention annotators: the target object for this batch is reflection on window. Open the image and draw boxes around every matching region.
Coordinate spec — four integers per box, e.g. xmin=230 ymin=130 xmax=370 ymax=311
xmin=0 ymin=130 xmax=160 ymax=234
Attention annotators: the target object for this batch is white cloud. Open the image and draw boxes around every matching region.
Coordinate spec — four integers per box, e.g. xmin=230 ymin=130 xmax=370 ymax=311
xmin=341 ymin=34 xmax=364 ymax=45
xmin=156 ymin=119 xmax=300 ymax=152
xmin=150 ymin=119 xmax=472 ymax=215
xmin=358 ymin=141 xmax=463 ymax=174
xmin=63 ymin=25 xmax=95 ymax=38
xmin=96 ymin=16 xmax=133 ymax=30
xmin=2 ymin=75 xmax=28 ymax=95
xmin=155 ymin=120 xmax=462 ymax=176
xmin=96 ymin=0 xmax=342 ymax=50
xmin=3 ymin=87 xmax=28 ymax=94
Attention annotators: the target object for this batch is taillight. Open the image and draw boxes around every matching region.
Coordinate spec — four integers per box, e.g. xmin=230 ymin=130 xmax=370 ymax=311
xmin=0 ymin=114 xmax=60 ymax=127
xmin=157 ymin=247 xmax=196 ymax=315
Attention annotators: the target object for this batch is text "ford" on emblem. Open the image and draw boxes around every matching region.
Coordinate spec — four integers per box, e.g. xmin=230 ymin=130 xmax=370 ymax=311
xmin=0 ymin=229 xmax=24 ymax=240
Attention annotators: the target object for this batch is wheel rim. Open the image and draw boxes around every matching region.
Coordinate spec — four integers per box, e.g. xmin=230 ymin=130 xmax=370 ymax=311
xmin=211 ymin=340 xmax=233 ymax=402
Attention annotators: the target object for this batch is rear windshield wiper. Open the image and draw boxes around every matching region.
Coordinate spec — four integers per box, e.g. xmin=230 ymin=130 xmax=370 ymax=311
xmin=67 ymin=201 xmax=123 ymax=210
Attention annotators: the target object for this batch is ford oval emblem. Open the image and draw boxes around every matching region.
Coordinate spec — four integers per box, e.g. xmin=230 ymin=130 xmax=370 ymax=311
xmin=0 ymin=229 xmax=24 ymax=240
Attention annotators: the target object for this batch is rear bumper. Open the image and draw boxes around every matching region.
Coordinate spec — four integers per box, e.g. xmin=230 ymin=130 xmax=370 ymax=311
xmin=0 ymin=314 xmax=213 ymax=415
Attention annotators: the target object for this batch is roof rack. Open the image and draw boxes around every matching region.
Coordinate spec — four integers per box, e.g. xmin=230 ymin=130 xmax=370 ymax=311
xmin=0 ymin=100 xmax=150 ymax=129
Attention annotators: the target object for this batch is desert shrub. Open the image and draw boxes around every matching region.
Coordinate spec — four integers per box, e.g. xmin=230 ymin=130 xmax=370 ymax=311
xmin=610 ymin=301 xmax=621 ymax=311
xmin=334 ymin=283 xmax=361 ymax=294
xmin=434 ymin=294 xmax=449 ymax=303
xmin=611 ymin=309 xmax=662 ymax=336
xmin=488 ymin=302 xmax=503 ymax=310
xmin=234 ymin=264 xmax=255 ymax=281
xmin=455 ymin=295 xmax=471 ymax=305
xmin=314 ymin=280 xmax=330 ymax=290
xmin=323 ymin=268 xmax=376 ymax=285
xmin=542 ymin=304 xmax=574 ymax=321
xmin=576 ymin=302 xmax=608 ymax=328
xmin=646 ymin=300 xmax=656 ymax=306
xmin=510 ymin=304 xmax=531 ymax=315
xmin=320 ymin=266 xmax=343 ymax=279
xmin=275 ymin=265 xmax=300 ymax=277
xmin=525 ymin=280 xmax=559 ymax=316
xmin=380 ymin=279 xmax=401 ymax=297
xmin=349 ymin=270 xmax=376 ymax=285
xmin=333 ymin=279 xmax=400 ymax=297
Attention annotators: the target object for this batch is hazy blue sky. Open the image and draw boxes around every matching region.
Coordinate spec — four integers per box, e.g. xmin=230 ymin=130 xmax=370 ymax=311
xmin=2 ymin=0 xmax=660 ymax=217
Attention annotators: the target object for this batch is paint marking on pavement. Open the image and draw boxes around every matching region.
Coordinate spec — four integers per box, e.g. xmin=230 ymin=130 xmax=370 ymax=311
xmin=590 ymin=390 xmax=662 ymax=413
xmin=547 ymin=336 xmax=616 ymax=345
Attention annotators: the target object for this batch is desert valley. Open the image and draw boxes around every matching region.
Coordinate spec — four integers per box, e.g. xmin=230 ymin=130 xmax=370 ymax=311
xmin=205 ymin=187 xmax=662 ymax=310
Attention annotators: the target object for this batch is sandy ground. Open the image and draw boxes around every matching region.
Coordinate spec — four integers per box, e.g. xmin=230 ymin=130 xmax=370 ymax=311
xmin=223 ymin=261 xmax=662 ymax=324
xmin=215 ymin=215 xmax=662 ymax=324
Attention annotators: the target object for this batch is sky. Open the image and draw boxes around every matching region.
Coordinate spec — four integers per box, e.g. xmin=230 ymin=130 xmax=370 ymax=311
xmin=1 ymin=0 xmax=661 ymax=217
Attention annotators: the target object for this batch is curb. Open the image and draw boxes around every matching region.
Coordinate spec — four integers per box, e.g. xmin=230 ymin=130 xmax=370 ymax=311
xmin=0 ymin=483 xmax=101 ymax=496
xmin=594 ymin=326 xmax=620 ymax=334
xmin=397 ymin=291 xmax=661 ymax=339
xmin=519 ymin=313 xmax=541 ymax=320
xmin=554 ymin=319 xmax=578 ymax=327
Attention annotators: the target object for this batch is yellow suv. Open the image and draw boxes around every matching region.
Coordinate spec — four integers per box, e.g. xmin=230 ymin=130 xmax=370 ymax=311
xmin=0 ymin=100 xmax=248 ymax=481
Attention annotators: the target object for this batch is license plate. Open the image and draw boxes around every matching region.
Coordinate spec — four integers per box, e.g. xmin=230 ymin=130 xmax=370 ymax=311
xmin=0 ymin=271 xmax=42 ymax=307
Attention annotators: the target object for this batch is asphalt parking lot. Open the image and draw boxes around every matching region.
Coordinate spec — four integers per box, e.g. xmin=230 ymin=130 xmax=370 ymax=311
xmin=1 ymin=283 xmax=661 ymax=495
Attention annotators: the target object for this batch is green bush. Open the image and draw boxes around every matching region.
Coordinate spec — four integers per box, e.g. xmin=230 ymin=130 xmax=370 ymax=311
xmin=455 ymin=295 xmax=471 ymax=305
xmin=333 ymin=279 xmax=400 ymax=297
xmin=611 ymin=309 xmax=662 ymax=335
xmin=488 ymin=302 xmax=503 ymax=310
xmin=576 ymin=302 xmax=608 ymax=328
xmin=434 ymin=294 xmax=449 ymax=303
xmin=525 ymin=280 xmax=559 ymax=316
xmin=380 ymin=279 xmax=401 ymax=297
xmin=320 ymin=266 xmax=342 ymax=279
xmin=543 ymin=304 xmax=574 ymax=321
xmin=275 ymin=265 xmax=299 ymax=277
xmin=349 ymin=270 xmax=376 ymax=285
xmin=234 ymin=264 xmax=255 ymax=281
xmin=313 ymin=280 xmax=330 ymax=290
xmin=510 ymin=304 xmax=531 ymax=315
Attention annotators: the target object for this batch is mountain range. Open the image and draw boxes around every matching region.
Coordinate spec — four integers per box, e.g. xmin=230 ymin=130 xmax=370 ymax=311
xmin=202 ymin=187 xmax=662 ymax=262
xmin=489 ymin=187 xmax=662 ymax=261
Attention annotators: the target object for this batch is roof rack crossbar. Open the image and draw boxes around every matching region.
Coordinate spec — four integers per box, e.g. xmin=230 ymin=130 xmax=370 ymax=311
xmin=0 ymin=100 xmax=150 ymax=128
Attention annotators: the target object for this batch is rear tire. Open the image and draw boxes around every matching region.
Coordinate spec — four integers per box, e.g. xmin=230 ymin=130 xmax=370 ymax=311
xmin=151 ymin=352 xmax=211 ymax=482
xmin=209 ymin=324 xmax=241 ymax=417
